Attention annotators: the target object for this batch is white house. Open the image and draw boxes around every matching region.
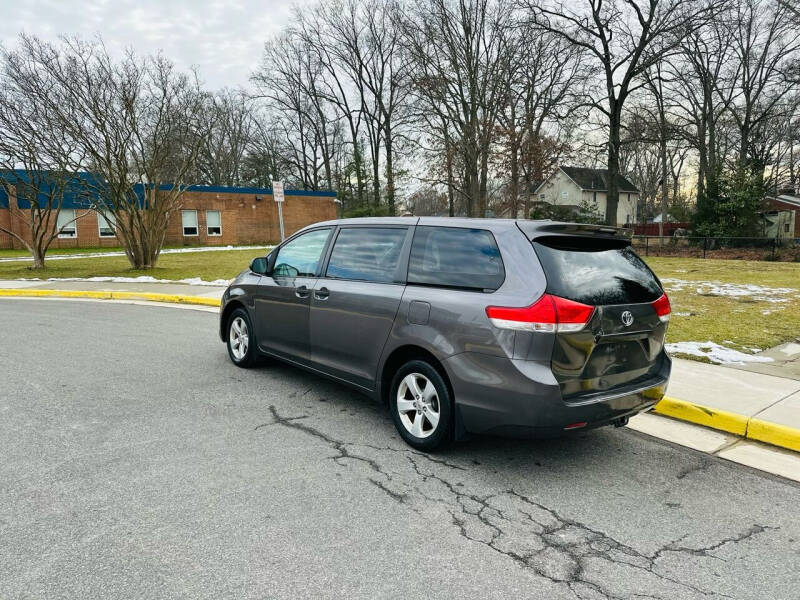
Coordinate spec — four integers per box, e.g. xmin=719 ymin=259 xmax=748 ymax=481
xmin=533 ymin=166 xmax=640 ymax=225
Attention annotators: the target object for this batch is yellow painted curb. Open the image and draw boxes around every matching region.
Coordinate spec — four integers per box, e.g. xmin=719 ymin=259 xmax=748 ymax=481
xmin=653 ymin=397 xmax=749 ymax=436
xmin=655 ymin=396 xmax=800 ymax=454
xmin=0 ymin=288 xmax=221 ymax=307
xmin=0 ymin=288 xmax=112 ymax=300
xmin=746 ymin=419 xmax=800 ymax=453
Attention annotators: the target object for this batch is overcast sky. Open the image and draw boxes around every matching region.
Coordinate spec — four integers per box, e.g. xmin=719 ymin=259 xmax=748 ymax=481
xmin=1 ymin=0 xmax=312 ymax=90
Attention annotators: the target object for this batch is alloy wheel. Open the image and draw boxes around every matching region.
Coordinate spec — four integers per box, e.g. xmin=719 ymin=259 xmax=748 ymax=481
xmin=229 ymin=316 xmax=249 ymax=361
xmin=396 ymin=372 xmax=440 ymax=438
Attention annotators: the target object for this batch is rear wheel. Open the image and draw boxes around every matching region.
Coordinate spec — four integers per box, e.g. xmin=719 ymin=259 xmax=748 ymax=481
xmin=227 ymin=308 xmax=257 ymax=368
xmin=389 ymin=360 xmax=453 ymax=451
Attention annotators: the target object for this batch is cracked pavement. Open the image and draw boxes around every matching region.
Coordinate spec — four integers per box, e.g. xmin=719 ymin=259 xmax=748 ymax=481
xmin=2 ymin=300 xmax=799 ymax=599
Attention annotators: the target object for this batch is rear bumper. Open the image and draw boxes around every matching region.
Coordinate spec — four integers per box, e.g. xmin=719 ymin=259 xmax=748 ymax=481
xmin=442 ymin=351 xmax=670 ymax=439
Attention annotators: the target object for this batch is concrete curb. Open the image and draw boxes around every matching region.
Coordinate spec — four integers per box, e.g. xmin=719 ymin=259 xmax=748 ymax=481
xmin=3 ymin=288 xmax=798 ymax=453
xmin=0 ymin=288 xmax=221 ymax=307
xmin=654 ymin=396 xmax=800 ymax=453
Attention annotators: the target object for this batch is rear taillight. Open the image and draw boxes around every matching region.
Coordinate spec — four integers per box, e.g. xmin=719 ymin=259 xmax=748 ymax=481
xmin=652 ymin=293 xmax=670 ymax=323
xmin=486 ymin=294 xmax=595 ymax=333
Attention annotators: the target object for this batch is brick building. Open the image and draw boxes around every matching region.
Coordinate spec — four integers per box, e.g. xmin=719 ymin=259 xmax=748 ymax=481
xmin=0 ymin=179 xmax=338 ymax=250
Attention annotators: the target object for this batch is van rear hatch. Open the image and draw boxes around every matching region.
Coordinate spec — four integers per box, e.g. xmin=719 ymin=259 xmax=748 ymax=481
xmin=518 ymin=223 xmax=669 ymax=401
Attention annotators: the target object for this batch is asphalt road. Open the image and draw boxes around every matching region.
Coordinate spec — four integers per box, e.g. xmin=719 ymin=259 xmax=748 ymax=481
xmin=1 ymin=299 xmax=799 ymax=600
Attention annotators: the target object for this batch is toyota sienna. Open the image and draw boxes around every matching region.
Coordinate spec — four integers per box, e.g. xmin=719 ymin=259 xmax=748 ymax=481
xmin=220 ymin=218 xmax=671 ymax=450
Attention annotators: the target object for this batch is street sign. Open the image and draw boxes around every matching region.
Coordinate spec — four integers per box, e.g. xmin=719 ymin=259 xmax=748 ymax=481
xmin=272 ymin=181 xmax=284 ymax=203
xmin=272 ymin=181 xmax=285 ymax=241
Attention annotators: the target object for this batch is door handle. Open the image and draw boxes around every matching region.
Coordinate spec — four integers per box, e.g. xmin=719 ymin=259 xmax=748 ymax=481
xmin=295 ymin=285 xmax=310 ymax=298
xmin=314 ymin=287 xmax=330 ymax=300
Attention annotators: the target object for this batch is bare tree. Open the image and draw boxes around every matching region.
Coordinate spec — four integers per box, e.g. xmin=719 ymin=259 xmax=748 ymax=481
xmin=521 ymin=0 xmax=713 ymax=225
xmin=404 ymin=0 xmax=513 ymax=217
xmin=11 ymin=35 xmax=208 ymax=269
xmin=495 ymin=21 xmax=587 ymax=218
xmin=668 ymin=15 xmax=739 ymax=214
xmin=252 ymin=32 xmax=339 ymax=191
xmin=0 ymin=43 xmax=89 ymax=268
xmin=193 ymin=89 xmax=254 ymax=187
xmin=728 ymin=0 xmax=800 ymax=180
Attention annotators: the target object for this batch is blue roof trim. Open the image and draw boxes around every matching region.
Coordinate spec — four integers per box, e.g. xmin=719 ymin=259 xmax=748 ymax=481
xmin=0 ymin=172 xmax=338 ymax=209
xmin=177 ymin=184 xmax=337 ymax=197
xmin=0 ymin=170 xmax=102 ymax=209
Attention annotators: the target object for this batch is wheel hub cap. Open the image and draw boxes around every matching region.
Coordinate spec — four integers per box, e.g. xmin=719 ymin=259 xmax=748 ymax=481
xmin=397 ymin=373 xmax=440 ymax=439
xmin=229 ymin=317 xmax=249 ymax=361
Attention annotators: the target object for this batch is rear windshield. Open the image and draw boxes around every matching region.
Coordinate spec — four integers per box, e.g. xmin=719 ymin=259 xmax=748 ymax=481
xmin=533 ymin=236 xmax=662 ymax=305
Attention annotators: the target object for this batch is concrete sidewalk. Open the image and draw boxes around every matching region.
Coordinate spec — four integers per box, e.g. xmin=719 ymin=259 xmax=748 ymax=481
xmin=1 ymin=279 xmax=798 ymax=454
xmin=664 ymin=358 xmax=800 ymax=452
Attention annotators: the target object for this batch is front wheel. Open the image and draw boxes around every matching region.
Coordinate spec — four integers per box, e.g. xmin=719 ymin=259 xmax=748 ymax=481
xmin=226 ymin=308 xmax=257 ymax=368
xmin=389 ymin=360 xmax=453 ymax=451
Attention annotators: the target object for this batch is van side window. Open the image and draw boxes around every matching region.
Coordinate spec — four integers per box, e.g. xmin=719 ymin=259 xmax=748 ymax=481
xmin=273 ymin=228 xmax=332 ymax=277
xmin=407 ymin=226 xmax=504 ymax=291
xmin=326 ymin=227 xmax=408 ymax=283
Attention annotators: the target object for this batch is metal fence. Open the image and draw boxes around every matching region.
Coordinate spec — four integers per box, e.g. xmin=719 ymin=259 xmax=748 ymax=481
xmin=631 ymin=235 xmax=797 ymax=259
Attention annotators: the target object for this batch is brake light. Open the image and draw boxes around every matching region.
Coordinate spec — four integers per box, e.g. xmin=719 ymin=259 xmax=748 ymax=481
xmin=652 ymin=293 xmax=671 ymax=323
xmin=486 ymin=294 xmax=595 ymax=333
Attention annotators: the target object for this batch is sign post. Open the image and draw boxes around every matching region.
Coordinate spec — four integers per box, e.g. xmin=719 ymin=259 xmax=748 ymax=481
xmin=272 ymin=181 xmax=285 ymax=241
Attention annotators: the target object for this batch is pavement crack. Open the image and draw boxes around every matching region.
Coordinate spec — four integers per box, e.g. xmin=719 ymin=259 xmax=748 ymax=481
xmin=653 ymin=524 xmax=777 ymax=561
xmin=266 ymin=405 xmax=386 ymax=475
xmin=253 ymin=414 xmax=308 ymax=430
xmin=259 ymin=406 xmax=774 ymax=600
xmin=368 ymin=478 xmax=408 ymax=504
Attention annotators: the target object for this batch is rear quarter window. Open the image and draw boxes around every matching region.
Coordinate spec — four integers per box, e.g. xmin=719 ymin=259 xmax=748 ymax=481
xmin=408 ymin=226 xmax=504 ymax=291
xmin=533 ymin=236 xmax=662 ymax=305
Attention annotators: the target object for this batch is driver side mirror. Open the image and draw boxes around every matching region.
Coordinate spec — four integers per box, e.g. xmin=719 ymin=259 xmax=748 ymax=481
xmin=250 ymin=256 xmax=268 ymax=275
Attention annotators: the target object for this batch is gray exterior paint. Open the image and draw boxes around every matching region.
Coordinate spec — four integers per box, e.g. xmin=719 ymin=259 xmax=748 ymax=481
xmin=219 ymin=217 xmax=670 ymax=441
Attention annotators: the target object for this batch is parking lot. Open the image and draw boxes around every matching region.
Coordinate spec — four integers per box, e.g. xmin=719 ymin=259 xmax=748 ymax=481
xmin=2 ymin=299 xmax=799 ymax=599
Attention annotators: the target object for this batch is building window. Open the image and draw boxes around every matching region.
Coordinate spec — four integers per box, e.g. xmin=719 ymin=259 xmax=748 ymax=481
xmin=57 ymin=209 xmax=77 ymax=238
xmin=98 ymin=212 xmax=116 ymax=237
xmin=539 ymin=193 xmax=545 ymax=200
xmin=182 ymin=210 xmax=198 ymax=236
xmin=786 ymin=223 xmax=791 ymax=233
xmin=206 ymin=210 xmax=221 ymax=236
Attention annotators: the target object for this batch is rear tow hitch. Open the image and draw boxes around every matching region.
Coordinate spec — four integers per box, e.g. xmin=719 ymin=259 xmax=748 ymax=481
xmin=613 ymin=416 xmax=629 ymax=428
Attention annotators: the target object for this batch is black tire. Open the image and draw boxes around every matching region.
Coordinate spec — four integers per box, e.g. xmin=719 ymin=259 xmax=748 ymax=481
xmin=226 ymin=307 xmax=257 ymax=368
xmin=389 ymin=359 xmax=453 ymax=451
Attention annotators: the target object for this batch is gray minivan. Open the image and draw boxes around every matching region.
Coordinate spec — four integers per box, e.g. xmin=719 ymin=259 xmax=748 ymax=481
xmin=220 ymin=218 xmax=671 ymax=450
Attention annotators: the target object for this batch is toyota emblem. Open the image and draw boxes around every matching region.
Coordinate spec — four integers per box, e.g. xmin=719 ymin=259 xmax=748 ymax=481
xmin=621 ymin=311 xmax=634 ymax=327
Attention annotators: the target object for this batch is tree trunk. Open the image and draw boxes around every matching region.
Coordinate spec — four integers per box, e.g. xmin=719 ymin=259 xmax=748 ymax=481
xmin=445 ymin=136 xmax=455 ymax=217
xmin=659 ymin=125 xmax=669 ymax=239
xmin=509 ymin=134 xmax=519 ymax=218
xmin=606 ymin=114 xmax=621 ymax=226
xmin=384 ymin=122 xmax=395 ymax=216
xmin=31 ymin=248 xmax=45 ymax=269
xmin=479 ymin=147 xmax=489 ymax=218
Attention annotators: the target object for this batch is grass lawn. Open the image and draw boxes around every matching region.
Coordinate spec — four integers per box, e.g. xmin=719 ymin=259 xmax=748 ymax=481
xmin=645 ymin=257 xmax=800 ymax=358
xmin=1 ymin=248 xmax=798 ymax=358
xmin=0 ymin=247 xmax=270 ymax=282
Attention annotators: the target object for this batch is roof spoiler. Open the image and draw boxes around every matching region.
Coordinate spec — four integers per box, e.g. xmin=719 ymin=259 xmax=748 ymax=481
xmin=516 ymin=221 xmax=633 ymax=241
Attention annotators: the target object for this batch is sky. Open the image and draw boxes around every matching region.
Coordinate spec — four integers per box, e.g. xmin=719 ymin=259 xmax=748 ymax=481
xmin=1 ymin=0 xmax=313 ymax=90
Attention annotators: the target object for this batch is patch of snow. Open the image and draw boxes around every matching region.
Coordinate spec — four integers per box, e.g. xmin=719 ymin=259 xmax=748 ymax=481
xmin=7 ymin=276 xmax=230 ymax=287
xmin=661 ymin=278 xmax=797 ymax=303
xmin=665 ymin=341 xmax=774 ymax=365
xmin=673 ymin=311 xmax=691 ymax=317
xmin=0 ymin=245 xmax=273 ymax=263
